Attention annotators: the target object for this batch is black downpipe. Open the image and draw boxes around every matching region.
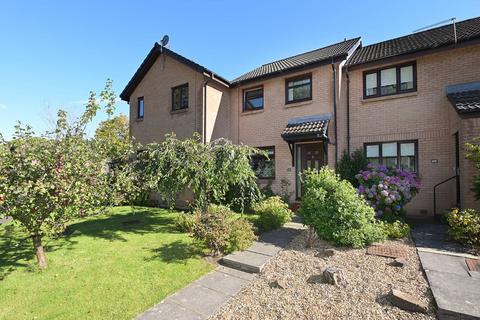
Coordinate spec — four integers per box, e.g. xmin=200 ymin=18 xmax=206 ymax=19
xmin=331 ymin=63 xmax=338 ymax=166
xmin=346 ymin=68 xmax=350 ymax=155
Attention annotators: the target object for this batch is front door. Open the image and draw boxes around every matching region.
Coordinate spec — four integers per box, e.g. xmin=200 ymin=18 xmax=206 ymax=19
xmin=296 ymin=143 xmax=324 ymax=198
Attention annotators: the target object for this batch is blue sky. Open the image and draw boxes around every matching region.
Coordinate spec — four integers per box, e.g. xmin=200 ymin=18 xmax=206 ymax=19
xmin=0 ymin=0 xmax=479 ymax=139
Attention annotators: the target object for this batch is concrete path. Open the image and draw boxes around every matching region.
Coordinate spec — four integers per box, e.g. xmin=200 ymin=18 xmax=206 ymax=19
xmin=221 ymin=221 xmax=305 ymax=273
xmin=412 ymin=220 xmax=480 ymax=320
xmin=137 ymin=221 xmax=305 ymax=319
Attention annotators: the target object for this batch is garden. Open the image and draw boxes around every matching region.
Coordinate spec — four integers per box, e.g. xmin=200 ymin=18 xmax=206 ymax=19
xmin=1 ymin=79 xmax=479 ymax=319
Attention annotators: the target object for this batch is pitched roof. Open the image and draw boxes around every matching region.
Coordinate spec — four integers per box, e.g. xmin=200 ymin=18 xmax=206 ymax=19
xmin=281 ymin=115 xmax=330 ymax=142
xmin=447 ymin=81 xmax=480 ymax=116
xmin=233 ymin=38 xmax=361 ymax=85
xmin=348 ymin=16 xmax=480 ymax=67
xmin=120 ymin=43 xmax=230 ymax=101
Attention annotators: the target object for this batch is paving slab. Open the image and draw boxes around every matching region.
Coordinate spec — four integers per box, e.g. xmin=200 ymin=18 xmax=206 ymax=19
xmin=170 ymin=283 xmax=230 ymax=316
xmin=413 ymin=222 xmax=480 ymax=320
xmin=137 ymin=266 xmax=254 ymax=320
xmin=221 ymin=250 xmax=271 ymax=273
xmin=138 ymin=300 xmax=202 ymax=320
xmin=425 ymin=269 xmax=480 ymax=319
xmin=418 ymin=251 xmax=470 ymax=277
xmin=221 ymin=221 xmax=305 ymax=274
xmin=194 ymin=269 xmax=249 ymax=296
xmin=246 ymin=241 xmax=282 ymax=257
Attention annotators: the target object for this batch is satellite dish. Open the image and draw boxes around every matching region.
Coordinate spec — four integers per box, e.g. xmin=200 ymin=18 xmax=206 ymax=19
xmin=160 ymin=35 xmax=169 ymax=47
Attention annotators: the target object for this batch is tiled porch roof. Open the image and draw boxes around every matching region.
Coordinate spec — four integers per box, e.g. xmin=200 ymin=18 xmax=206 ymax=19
xmin=281 ymin=115 xmax=329 ymax=141
xmin=447 ymin=82 xmax=480 ymax=116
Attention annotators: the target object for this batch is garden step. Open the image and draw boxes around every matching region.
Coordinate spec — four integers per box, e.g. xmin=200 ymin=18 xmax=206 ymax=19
xmin=221 ymin=222 xmax=305 ymax=273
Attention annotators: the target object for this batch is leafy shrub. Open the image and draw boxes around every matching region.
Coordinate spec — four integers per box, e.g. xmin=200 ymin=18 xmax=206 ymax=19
xmin=447 ymin=208 xmax=480 ymax=247
xmin=192 ymin=205 xmax=256 ymax=256
xmin=223 ymin=179 xmax=262 ymax=213
xmin=252 ymin=196 xmax=293 ymax=231
xmin=279 ymin=178 xmax=293 ymax=204
xmin=466 ymin=139 xmax=480 ymax=200
xmin=336 ymin=149 xmax=368 ymax=187
xmin=174 ymin=213 xmax=196 ymax=233
xmin=380 ymin=220 xmax=411 ymax=238
xmin=299 ymin=167 xmax=386 ymax=248
xmin=227 ymin=218 xmax=257 ymax=253
xmin=356 ymin=164 xmax=420 ymax=218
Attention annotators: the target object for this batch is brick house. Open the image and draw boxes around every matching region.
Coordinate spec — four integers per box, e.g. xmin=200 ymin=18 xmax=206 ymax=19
xmin=120 ymin=16 xmax=480 ymax=216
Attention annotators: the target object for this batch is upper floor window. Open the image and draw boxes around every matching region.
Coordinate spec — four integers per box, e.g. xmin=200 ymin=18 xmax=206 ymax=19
xmin=363 ymin=62 xmax=416 ymax=98
xmin=137 ymin=97 xmax=144 ymax=119
xmin=243 ymin=87 xmax=264 ymax=111
xmin=172 ymin=83 xmax=189 ymax=111
xmin=251 ymin=146 xmax=275 ymax=179
xmin=365 ymin=140 xmax=417 ymax=172
xmin=286 ymin=74 xmax=312 ymax=104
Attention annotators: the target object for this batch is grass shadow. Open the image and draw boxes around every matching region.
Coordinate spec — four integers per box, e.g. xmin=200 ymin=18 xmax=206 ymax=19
xmin=147 ymin=240 xmax=204 ymax=264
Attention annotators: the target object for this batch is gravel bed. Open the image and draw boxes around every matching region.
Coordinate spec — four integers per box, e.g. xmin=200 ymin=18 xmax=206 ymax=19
xmin=210 ymin=232 xmax=436 ymax=320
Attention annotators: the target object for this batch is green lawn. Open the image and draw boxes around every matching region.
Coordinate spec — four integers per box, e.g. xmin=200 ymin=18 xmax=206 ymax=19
xmin=0 ymin=206 xmax=214 ymax=320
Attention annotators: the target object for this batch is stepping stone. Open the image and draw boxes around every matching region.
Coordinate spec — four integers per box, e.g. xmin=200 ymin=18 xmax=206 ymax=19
xmin=247 ymin=242 xmax=282 ymax=257
xmin=367 ymin=245 xmax=407 ymax=258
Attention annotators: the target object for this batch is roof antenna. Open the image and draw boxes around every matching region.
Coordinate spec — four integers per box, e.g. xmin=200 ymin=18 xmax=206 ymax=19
xmin=412 ymin=17 xmax=457 ymax=43
xmin=160 ymin=35 xmax=170 ymax=48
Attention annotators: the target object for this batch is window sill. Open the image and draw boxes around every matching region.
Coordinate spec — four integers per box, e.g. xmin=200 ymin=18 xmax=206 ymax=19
xmin=135 ymin=118 xmax=144 ymax=122
xmin=241 ymin=109 xmax=264 ymax=116
xmin=361 ymin=91 xmax=418 ymax=104
xmin=170 ymin=108 xmax=188 ymax=115
xmin=285 ymin=100 xmax=313 ymax=108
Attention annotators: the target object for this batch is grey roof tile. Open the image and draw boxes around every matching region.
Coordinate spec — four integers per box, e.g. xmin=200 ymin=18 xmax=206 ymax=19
xmin=348 ymin=17 xmax=480 ymax=67
xmin=233 ymin=38 xmax=360 ymax=84
xmin=448 ymin=90 xmax=480 ymax=115
xmin=281 ymin=118 xmax=329 ymax=140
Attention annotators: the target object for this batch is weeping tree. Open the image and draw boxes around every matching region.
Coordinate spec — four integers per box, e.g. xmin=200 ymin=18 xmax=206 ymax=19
xmin=0 ymin=80 xmax=121 ymax=269
xmin=137 ymin=133 xmax=262 ymax=212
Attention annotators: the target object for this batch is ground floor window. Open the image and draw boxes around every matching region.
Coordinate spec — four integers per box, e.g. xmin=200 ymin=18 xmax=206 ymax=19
xmin=251 ymin=146 xmax=275 ymax=179
xmin=364 ymin=140 xmax=418 ymax=172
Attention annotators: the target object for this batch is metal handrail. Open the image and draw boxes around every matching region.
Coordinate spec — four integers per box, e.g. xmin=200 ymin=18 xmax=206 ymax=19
xmin=433 ymin=175 xmax=458 ymax=218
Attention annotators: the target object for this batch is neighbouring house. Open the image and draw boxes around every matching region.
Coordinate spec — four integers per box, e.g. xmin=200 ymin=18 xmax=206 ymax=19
xmin=120 ymin=16 xmax=480 ymax=216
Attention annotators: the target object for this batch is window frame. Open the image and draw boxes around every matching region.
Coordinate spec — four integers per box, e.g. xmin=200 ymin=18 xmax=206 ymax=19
xmin=285 ymin=73 xmax=312 ymax=104
xmin=363 ymin=61 xmax=417 ymax=99
xmin=242 ymin=86 xmax=264 ymax=112
xmin=251 ymin=146 xmax=276 ymax=179
xmin=137 ymin=97 xmax=144 ymax=119
xmin=364 ymin=140 xmax=419 ymax=173
xmin=171 ymin=83 xmax=189 ymax=111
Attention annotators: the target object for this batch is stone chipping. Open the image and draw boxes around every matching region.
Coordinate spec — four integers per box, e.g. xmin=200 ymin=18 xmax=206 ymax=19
xmin=209 ymin=231 xmax=436 ymax=320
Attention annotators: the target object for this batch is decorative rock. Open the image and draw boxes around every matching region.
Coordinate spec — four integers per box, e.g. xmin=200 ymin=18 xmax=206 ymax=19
xmin=270 ymin=278 xmax=288 ymax=289
xmin=323 ymin=267 xmax=345 ymax=286
xmin=388 ymin=289 xmax=428 ymax=313
xmin=391 ymin=258 xmax=407 ymax=267
xmin=315 ymin=248 xmax=336 ymax=259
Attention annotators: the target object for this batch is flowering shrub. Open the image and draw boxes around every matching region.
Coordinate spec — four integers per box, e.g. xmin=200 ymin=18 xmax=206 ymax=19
xmin=447 ymin=208 xmax=480 ymax=247
xmin=356 ymin=164 xmax=420 ymax=217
